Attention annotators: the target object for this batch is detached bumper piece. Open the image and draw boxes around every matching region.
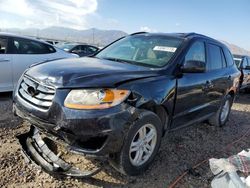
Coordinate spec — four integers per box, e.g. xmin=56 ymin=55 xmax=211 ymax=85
xmin=17 ymin=127 xmax=102 ymax=178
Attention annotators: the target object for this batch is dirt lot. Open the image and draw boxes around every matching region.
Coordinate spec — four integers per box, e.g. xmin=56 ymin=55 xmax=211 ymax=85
xmin=0 ymin=92 xmax=250 ymax=188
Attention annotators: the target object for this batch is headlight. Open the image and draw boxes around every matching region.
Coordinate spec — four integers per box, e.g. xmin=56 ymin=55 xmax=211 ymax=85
xmin=64 ymin=89 xmax=130 ymax=109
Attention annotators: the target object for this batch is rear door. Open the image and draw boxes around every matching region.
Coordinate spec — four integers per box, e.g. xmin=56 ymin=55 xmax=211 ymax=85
xmin=0 ymin=36 xmax=13 ymax=92
xmin=205 ymin=43 xmax=229 ymax=110
xmin=9 ymin=37 xmax=57 ymax=89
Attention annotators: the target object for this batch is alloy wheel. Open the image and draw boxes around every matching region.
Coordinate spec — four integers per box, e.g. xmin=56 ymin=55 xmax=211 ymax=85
xmin=129 ymin=124 xmax=157 ymax=166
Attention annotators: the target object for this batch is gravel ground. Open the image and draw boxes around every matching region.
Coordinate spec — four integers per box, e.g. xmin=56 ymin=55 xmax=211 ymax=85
xmin=0 ymin=92 xmax=250 ymax=188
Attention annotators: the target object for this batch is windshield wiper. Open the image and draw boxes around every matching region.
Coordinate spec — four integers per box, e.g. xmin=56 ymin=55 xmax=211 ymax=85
xmin=102 ymin=57 xmax=131 ymax=64
xmin=101 ymin=57 xmax=158 ymax=68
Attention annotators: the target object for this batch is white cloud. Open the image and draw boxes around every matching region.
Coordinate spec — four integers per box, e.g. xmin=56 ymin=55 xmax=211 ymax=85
xmin=140 ymin=26 xmax=157 ymax=33
xmin=0 ymin=0 xmax=98 ymax=29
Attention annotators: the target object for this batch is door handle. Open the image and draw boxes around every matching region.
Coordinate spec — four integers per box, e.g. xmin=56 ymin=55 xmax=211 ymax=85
xmin=206 ymin=81 xmax=214 ymax=88
xmin=228 ymin=75 xmax=232 ymax=80
xmin=0 ymin=58 xmax=10 ymax=62
xmin=203 ymin=81 xmax=214 ymax=92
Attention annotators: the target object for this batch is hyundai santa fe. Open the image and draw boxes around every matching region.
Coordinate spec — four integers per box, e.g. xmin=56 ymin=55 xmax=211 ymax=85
xmin=13 ymin=32 xmax=240 ymax=176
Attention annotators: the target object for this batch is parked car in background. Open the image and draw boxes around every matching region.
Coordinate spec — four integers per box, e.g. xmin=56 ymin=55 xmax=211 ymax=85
xmin=14 ymin=32 xmax=240 ymax=176
xmin=233 ymin=55 xmax=250 ymax=91
xmin=233 ymin=55 xmax=242 ymax=67
xmin=0 ymin=33 xmax=78 ymax=92
xmin=55 ymin=42 xmax=99 ymax=57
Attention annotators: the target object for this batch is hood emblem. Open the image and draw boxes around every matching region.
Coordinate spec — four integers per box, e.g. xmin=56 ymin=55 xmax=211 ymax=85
xmin=27 ymin=86 xmax=39 ymax=97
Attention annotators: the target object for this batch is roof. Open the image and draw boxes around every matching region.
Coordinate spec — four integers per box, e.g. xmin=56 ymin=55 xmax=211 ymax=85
xmin=0 ymin=32 xmax=52 ymax=46
xmin=130 ymin=32 xmax=223 ymax=45
xmin=57 ymin=42 xmax=88 ymax=45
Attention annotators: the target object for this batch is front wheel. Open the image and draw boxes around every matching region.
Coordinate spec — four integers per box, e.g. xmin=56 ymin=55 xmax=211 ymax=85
xmin=209 ymin=95 xmax=233 ymax=127
xmin=109 ymin=110 xmax=163 ymax=176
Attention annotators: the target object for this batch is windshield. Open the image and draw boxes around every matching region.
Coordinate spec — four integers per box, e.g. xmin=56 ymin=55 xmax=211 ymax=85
xmin=55 ymin=43 xmax=76 ymax=51
xmin=96 ymin=35 xmax=183 ymax=67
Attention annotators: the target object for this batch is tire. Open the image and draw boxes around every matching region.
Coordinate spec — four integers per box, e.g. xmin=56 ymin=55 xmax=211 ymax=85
xmin=208 ymin=95 xmax=233 ymax=127
xmin=109 ymin=110 xmax=163 ymax=176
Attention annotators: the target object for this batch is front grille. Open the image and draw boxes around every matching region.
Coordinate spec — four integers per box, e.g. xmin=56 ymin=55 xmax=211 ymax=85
xmin=18 ymin=76 xmax=55 ymax=110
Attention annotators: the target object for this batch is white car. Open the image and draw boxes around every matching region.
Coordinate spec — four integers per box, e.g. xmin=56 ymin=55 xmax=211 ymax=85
xmin=0 ymin=33 xmax=78 ymax=92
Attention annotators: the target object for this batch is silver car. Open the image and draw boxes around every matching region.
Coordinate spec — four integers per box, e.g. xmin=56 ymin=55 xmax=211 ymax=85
xmin=0 ymin=33 xmax=78 ymax=92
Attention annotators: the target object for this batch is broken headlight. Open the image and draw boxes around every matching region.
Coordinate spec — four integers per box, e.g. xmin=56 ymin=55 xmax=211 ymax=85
xmin=64 ymin=89 xmax=130 ymax=109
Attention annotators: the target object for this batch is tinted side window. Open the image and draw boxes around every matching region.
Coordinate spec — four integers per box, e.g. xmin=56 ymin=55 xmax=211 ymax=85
xmin=220 ymin=49 xmax=226 ymax=68
xmin=0 ymin=37 xmax=8 ymax=54
xmin=247 ymin=58 xmax=250 ymax=66
xmin=11 ymin=38 xmax=56 ymax=54
xmin=207 ymin=44 xmax=223 ymax=70
xmin=73 ymin=45 xmax=81 ymax=51
xmin=185 ymin=41 xmax=205 ymax=63
xmin=223 ymin=48 xmax=234 ymax=67
xmin=87 ymin=46 xmax=98 ymax=54
xmin=80 ymin=46 xmax=88 ymax=53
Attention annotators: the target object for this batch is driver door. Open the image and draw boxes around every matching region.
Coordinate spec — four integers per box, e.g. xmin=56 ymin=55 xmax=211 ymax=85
xmin=172 ymin=40 xmax=209 ymax=128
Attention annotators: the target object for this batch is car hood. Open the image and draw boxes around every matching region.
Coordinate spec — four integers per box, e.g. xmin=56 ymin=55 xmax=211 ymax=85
xmin=25 ymin=57 xmax=160 ymax=88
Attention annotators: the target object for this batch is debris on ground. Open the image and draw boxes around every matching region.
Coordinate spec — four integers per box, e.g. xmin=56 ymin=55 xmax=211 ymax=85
xmin=210 ymin=149 xmax=250 ymax=188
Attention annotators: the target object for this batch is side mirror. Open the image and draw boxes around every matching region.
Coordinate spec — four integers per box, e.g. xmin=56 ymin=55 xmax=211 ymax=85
xmin=181 ymin=60 xmax=206 ymax=73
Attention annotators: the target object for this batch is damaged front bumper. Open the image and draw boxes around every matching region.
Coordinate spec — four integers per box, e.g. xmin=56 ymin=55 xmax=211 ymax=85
xmin=17 ymin=126 xmax=102 ymax=178
xmin=13 ymin=100 xmax=136 ymax=157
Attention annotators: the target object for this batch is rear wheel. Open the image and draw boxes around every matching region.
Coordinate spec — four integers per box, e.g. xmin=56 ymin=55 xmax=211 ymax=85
xmin=209 ymin=95 xmax=233 ymax=127
xmin=109 ymin=110 xmax=162 ymax=176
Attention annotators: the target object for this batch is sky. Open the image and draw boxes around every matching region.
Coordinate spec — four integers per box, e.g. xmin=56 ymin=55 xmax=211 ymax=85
xmin=0 ymin=0 xmax=249 ymax=50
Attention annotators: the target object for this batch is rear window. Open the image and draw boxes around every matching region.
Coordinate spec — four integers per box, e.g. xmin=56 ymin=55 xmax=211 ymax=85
xmin=220 ymin=49 xmax=227 ymax=68
xmin=223 ymin=48 xmax=234 ymax=67
xmin=0 ymin=37 xmax=8 ymax=54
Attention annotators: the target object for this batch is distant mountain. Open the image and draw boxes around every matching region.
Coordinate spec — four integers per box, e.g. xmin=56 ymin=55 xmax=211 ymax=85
xmin=1 ymin=26 xmax=127 ymax=46
xmin=221 ymin=40 xmax=250 ymax=56
xmin=1 ymin=27 xmax=250 ymax=55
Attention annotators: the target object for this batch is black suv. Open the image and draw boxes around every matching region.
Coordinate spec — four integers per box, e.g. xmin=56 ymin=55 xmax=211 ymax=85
xmin=13 ymin=33 xmax=240 ymax=176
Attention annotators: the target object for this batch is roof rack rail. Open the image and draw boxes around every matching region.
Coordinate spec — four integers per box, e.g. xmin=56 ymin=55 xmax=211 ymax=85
xmin=130 ymin=32 xmax=148 ymax=36
xmin=184 ymin=32 xmax=197 ymax=37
